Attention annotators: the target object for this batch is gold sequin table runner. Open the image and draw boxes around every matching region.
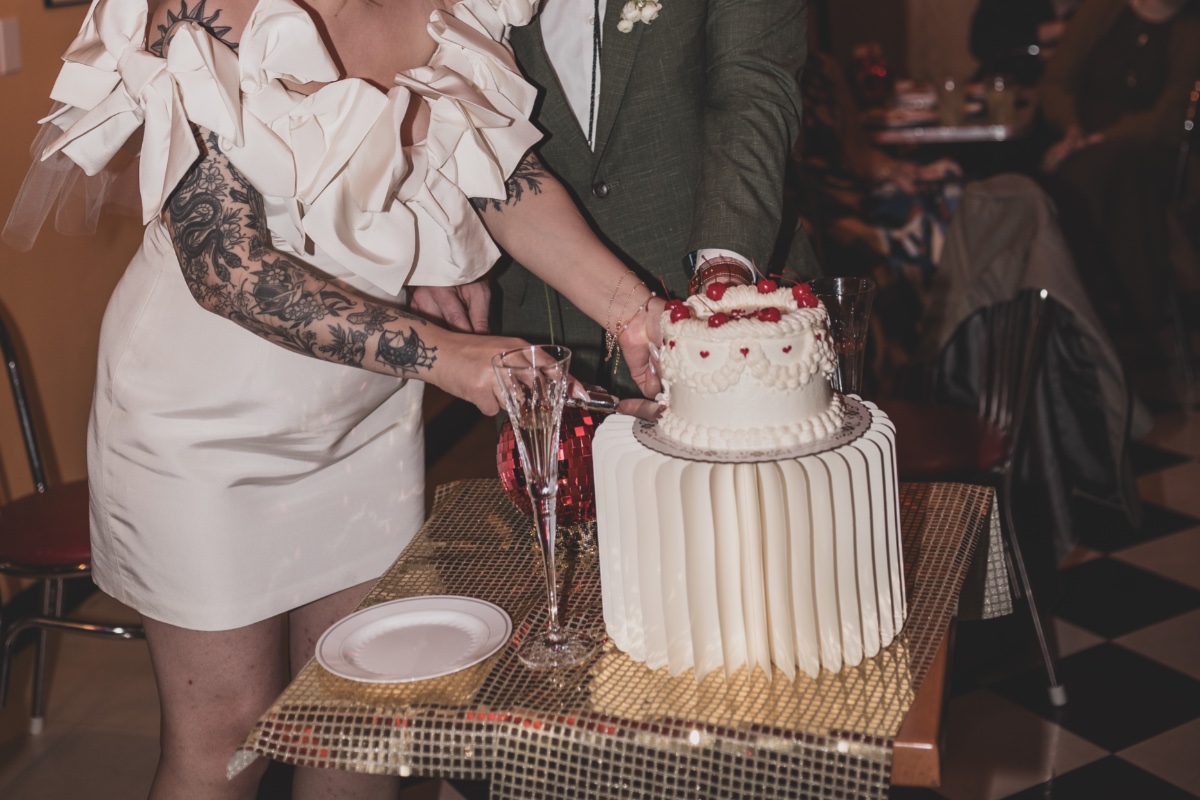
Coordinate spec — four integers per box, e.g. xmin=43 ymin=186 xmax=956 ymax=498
xmin=232 ymin=479 xmax=992 ymax=799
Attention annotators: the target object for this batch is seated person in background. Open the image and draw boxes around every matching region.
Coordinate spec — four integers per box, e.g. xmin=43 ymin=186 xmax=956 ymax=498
xmin=970 ymin=0 xmax=1084 ymax=85
xmin=797 ymin=51 xmax=962 ymax=394
xmin=1038 ymin=0 xmax=1200 ymax=347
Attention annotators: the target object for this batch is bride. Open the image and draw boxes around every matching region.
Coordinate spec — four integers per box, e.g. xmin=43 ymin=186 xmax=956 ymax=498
xmin=7 ymin=0 xmax=664 ymax=796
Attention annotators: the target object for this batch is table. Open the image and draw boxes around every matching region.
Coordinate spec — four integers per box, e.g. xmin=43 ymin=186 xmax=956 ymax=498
xmin=232 ymin=479 xmax=993 ymax=799
xmin=871 ymin=119 xmax=1030 ymax=146
xmin=864 ymin=89 xmax=1035 ymax=147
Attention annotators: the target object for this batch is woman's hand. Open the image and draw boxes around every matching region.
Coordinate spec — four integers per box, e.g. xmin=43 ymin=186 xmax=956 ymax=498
xmin=916 ymin=158 xmax=962 ymax=183
xmin=871 ymin=155 xmax=961 ymax=193
xmin=618 ymin=295 xmax=666 ymax=401
xmin=876 ymin=159 xmax=918 ymax=192
xmin=1042 ymin=126 xmax=1104 ymax=172
xmin=434 ymin=332 xmax=529 ymax=416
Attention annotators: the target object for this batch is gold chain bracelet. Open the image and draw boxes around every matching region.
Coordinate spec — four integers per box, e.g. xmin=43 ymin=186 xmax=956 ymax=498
xmin=605 ymin=289 xmax=656 ymax=374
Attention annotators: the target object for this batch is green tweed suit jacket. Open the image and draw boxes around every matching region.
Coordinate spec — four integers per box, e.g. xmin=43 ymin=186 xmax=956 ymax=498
xmin=498 ymin=0 xmax=819 ymax=393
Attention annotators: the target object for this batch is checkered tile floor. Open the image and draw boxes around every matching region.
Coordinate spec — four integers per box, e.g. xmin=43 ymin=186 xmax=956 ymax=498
xmin=892 ymin=373 xmax=1200 ymax=800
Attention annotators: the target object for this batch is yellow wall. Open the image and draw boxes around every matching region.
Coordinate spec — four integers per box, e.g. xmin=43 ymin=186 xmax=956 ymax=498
xmin=0 ymin=0 xmax=142 ymax=503
xmin=826 ymin=0 xmax=909 ymax=77
xmin=905 ymin=0 xmax=980 ymax=86
xmin=826 ymin=0 xmax=980 ymax=88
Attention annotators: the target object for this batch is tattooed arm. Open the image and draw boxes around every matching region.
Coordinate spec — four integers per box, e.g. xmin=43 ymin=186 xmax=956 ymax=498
xmin=164 ymin=130 xmax=525 ymax=414
xmin=471 ymin=154 xmax=666 ymax=399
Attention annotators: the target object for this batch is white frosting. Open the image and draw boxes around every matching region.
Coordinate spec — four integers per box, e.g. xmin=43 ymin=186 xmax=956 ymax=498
xmin=592 ymin=406 xmax=905 ymax=679
xmin=657 ymin=284 xmax=844 ymax=452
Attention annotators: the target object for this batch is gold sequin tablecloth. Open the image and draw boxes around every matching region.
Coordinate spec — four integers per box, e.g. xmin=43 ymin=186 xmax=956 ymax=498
xmin=232 ymin=479 xmax=992 ymax=799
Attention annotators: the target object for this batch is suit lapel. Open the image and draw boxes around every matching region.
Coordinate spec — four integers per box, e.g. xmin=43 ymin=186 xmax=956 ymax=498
xmin=594 ymin=0 xmax=644 ymax=159
xmin=510 ymin=19 xmax=592 ymax=157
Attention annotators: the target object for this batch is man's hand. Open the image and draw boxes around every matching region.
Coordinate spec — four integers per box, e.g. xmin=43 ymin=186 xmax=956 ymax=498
xmin=408 ymin=279 xmax=492 ymax=333
xmin=690 ymin=255 xmax=754 ymax=294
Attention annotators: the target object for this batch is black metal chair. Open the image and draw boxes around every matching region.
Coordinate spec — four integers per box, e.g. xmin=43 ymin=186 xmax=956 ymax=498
xmin=879 ymin=288 xmax=1068 ymax=707
xmin=0 ymin=314 xmax=143 ymax=734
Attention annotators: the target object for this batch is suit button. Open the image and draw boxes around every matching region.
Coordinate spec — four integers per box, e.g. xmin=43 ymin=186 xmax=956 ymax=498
xmin=592 ymin=181 xmax=610 ymax=198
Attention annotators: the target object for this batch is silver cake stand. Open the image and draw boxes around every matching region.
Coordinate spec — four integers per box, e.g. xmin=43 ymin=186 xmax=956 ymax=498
xmin=632 ymin=394 xmax=875 ymax=464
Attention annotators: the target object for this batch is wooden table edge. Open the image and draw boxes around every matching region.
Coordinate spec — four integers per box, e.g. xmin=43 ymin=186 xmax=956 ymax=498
xmin=891 ymin=620 xmax=953 ymax=788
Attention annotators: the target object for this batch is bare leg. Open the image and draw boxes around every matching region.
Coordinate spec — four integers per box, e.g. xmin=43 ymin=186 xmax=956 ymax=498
xmin=143 ymin=614 xmax=289 ymax=800
xmin=290 ymin=579 xmax=402 ymax=800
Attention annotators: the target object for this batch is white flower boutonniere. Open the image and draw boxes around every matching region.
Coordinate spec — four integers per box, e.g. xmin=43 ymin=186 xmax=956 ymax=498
xmin=617 ymin=0 xmax=662 ymax=32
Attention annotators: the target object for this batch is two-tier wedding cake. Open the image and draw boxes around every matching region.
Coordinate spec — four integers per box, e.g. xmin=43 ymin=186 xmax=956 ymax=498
xmin=592 ymin=281 xmax=904 ymax=680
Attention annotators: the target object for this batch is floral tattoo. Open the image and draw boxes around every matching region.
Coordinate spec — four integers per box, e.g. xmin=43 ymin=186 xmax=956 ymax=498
xmin=470 ymin=153 xmax=547 ymax=212
xmin=165 ymin=131 xmax=437 ymax=376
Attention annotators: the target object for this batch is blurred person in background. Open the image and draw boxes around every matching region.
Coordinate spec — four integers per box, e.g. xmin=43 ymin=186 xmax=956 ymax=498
xmin=1038 ymin=0 xmax=1200 ymax=350
xmin=796 ymin=48 xmax=962 ymax=394
xmin=970 ymin=0 xmax=1084 ymax=85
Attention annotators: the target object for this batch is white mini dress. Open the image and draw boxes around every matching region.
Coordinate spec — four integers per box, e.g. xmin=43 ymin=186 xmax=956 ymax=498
xmin=27 ymin=0 xmax=542 ymax=630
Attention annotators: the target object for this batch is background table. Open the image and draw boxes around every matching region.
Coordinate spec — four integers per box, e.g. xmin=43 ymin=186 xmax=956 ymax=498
xmin=863 ymin=86 xmax=1036 ymax=147
xmin=233 ymin=479 xmax=993 ymax=799
xmin=868 ymin=117 xmax=1032 ymax=146
xmin=862 ymin=101 xmax=1039 ymax=179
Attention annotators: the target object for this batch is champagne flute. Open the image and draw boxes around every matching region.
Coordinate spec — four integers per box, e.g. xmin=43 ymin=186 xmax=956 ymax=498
xmin=493 ymin=345 xmax=598 ymax=668
xmin=809 ymin=277 xmax=876 ymax=396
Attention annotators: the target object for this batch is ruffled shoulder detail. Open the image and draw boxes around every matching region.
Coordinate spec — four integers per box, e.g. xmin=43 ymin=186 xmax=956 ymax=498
xmin=282 ymin=0 xmax=543 ymax=293
xmin=456 ymin=0 xmax=541 ymax=36
xmin=16 ymin=0 xmax=337 ymax=229
xmin=9 ymin=0 xmax=543 ymax=296
xmin=42 ymin=0 xmax=243 ymax=224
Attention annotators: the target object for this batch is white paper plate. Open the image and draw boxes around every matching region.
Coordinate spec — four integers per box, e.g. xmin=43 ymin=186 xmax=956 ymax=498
xmin=316 ymin=596 xmax=512 ymax=683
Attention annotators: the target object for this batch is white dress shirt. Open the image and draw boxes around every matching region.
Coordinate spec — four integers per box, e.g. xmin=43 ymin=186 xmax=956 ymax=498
xmin=541 ymin=0 xmax=605 ymax=148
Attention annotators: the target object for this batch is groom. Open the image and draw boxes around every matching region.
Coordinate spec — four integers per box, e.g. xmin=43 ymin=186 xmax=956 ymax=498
xmin=494 ymin=0 xmax=819 ymax=395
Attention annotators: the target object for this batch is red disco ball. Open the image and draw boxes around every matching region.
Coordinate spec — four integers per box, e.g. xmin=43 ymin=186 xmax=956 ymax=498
xmin=497 ymin=403 xmax=598 ymax=526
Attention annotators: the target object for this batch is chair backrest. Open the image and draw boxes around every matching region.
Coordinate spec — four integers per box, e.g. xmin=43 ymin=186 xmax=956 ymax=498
xmin=0 ymin=315 xmax=49 ymax=494
xmin=1170 ymin=78 xmax=1200 ymax=206
xmin=974 ymin=289 xmax=1050 ymax=458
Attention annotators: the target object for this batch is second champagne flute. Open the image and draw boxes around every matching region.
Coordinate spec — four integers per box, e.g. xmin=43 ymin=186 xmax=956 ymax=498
xmin=492 ymin=345 xmax=598 ymax=668
xmin=809 ymin=277 xmax=876 ymax=396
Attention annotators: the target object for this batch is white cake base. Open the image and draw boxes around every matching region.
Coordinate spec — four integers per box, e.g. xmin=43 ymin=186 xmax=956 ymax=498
xmin=592 ymin=401 xmax=905 ymax=680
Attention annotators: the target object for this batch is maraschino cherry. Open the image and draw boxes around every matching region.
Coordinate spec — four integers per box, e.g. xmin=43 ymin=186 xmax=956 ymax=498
xmin=705 ymin=282 xmax=727 ymax=301
xmin=665 ymin=298 xmax=690 ymax=322
xmin=757 ymin=278 xmax=778 ymax=293
xmin=792 ymin=283 xmax=818 ymax=308
xmin=708 ymin=312 xmax=730 ymax=328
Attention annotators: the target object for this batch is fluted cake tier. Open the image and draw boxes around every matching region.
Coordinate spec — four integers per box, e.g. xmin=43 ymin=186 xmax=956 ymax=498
xmin=592 ymin=401 xmax=904 ymax=680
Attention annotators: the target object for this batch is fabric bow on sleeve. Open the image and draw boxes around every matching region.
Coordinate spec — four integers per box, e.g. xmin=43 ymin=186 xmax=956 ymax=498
xmin=40 ymin=0 xmax=243 ymax=224
xmin=25 ymin=0 xmax=547 ymax=300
